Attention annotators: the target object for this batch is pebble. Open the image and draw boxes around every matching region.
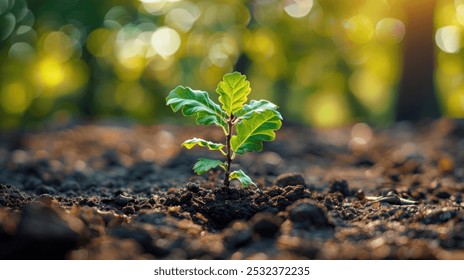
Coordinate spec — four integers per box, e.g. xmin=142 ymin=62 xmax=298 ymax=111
xmin=113 ymin=194 xmax=135 ymax=206
xmin=10 ymin=202 xmax=84 ymax=258
xmin=435 ymin=191 xmax=451 ymax=199
xmin=186 ymin=182 xmax=200 ymax=193
xmin=328 ymin=179 xmax=350 ymax=197
xmin=275 ymin=173 xmax=305 ymax=187
xmin=356 ymin=189 xmax=365 ymax=200
xmin=287 ymin=199 xmax=332 ymax=229
xmin=250 ymin=212 xmax=281 ymax=238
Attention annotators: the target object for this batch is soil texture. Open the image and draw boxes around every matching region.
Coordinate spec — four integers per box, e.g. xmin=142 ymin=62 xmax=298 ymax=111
xmin=1 ymin=119 xmax=464 ymax=259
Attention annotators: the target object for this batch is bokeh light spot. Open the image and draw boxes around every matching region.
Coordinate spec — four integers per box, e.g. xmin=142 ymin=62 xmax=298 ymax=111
xmin=208 ymin=34 xmax=238 ymax=67
xmin=350 ymin=70 xmax=389 ymax=112
xmin=446 ymin=87 xmax=464 ymax=117
xmin=344 ymin=15 xmax=374 ymax=44
xmin=351 ymin=122 xmax=373 ymax=142
xmin=43 ymin=31 xmax=75 ymax=62
xmin=114 ymin=82 xmax=153 ymax=115
xmin=0 ymin=12 xmax=16 ymax=41
xmin=284 ymin=0 xmax=313 ymax=18
xmin=151 ymin=26 xmax=181 ymax=57
xmin=8 ymin=41 xmax=35 ymax=61
xmin=36 ymin=57 xmax=65 ymax=88
xmin=245 ymin=29 xmax=276 ymax=61
xmin=457 ymin=0 xmax=464 ymax=25
xmin=435 ymin=25 xmax=461 ymax=53
xmin=165 ymin=6 xmax=200 ymax=32
xmin=305 ymin=91 xmax=350 ymax=127
xmin=87 ymin=28 xmax=114 ymax=57
xmin=139 ymin=0 xmax=181 ymax=15
xmin=0 ymin=82 xmax=31 ymax=114
xmin=375 ymin=18 xmax=405 ymax=43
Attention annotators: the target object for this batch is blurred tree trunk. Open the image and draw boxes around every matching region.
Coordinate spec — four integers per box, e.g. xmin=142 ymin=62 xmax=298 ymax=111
xmin=396 ymin=0 xmax=440 ymax=121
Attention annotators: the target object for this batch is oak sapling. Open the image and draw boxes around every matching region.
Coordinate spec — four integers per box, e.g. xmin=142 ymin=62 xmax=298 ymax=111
xmin=166 ymin=72 xmax=282 ymax=187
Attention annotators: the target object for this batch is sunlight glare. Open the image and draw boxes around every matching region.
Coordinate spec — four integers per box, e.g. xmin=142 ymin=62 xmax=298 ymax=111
xmin=151 ymin=26 xmax=181 ymax=57
xmin=284 ymin=0 xmax=313 ymax=18
xmin=37 ymin=57 xmax=65 ymax=87
xmin=435 ymin=25 xmax=461 ymax=53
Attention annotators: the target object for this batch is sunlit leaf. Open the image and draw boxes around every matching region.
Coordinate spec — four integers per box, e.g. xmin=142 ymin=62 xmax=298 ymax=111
xmin=193 ymin=158 xmax=224 ymax=175
xmin=230 ymin=169 xmax=255 ymax=187
xmin=231 ymin=109 xmax=282 ymax=155
xmin=182 ymin=137 xmax=225 ymax=153
xmin=166 ymin=86 xmax=227 ymax=128
xmin=235 ymin=99 xmax=282 ymax=120
xmin=216 ymin=72 xmax=251 ymax=116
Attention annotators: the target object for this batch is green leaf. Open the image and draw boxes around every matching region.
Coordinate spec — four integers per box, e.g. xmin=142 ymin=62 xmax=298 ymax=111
xmin=231 ymin=110 xmax=282 ymax=155
xmin=182 ymin=138 xmax=225 ymax=153
xmin=235 ymin=99 xmax=282 ymax=121
xmin=166 ymin=86 xmax=227 ymax=128
xmin=216 ymin=72 xmax=251 ymax=116
xmin=193 ymin=158 xmax=224 ymax=175
xmin=230 ymin=170 xmax=255 ymax=187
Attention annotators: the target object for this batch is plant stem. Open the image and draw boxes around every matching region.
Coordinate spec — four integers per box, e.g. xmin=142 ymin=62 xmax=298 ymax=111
xmin=223 ymin=115 xmax=234 ymax=187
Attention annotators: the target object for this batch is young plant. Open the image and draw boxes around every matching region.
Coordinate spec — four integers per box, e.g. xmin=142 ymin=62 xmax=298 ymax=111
xmin=166 ymin=72 xmax=282 ymax=187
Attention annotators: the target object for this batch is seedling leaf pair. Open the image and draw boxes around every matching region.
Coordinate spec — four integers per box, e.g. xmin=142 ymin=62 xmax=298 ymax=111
xmin=166 ymin=72 xmax=282 ymax=187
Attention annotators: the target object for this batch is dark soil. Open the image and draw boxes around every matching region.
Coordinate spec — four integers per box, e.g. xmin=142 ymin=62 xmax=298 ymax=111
xmin=1 ymin=119 xmax=464 ymax=259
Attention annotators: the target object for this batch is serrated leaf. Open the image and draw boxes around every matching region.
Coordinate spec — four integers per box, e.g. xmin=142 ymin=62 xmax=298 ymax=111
xmin=235 ymin=99 xmax=282 ymax=120
xmin=193 ymin=158 xmax=224 ymax=175
xmin=231 ymin=110 xmax=282 ymax=155
xmin=216 ymin=72 xmax=251 ymax=116
xmin=182 ymin=138 xmax=225 ymax=152
xmin=230 ymin=170 xmax=255 ymax=187
xmin=166 ymin=86 xmax=227 ymax=128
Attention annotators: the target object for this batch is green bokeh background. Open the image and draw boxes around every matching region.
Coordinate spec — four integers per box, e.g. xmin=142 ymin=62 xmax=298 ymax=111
xmin=0 ymin=0 xmax=463 ymax=130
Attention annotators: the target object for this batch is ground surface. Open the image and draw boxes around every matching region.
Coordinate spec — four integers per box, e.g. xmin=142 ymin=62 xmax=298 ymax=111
xmin=1 ymin=119 xmax=464 ymax=259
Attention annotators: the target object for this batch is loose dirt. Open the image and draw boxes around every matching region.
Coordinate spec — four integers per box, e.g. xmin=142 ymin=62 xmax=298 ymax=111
xmin=1 ymin=119 xmax=463 ymax=259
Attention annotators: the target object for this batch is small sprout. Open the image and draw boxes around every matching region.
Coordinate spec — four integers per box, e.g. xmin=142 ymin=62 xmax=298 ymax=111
xmin=166 ymin=72 xmax=282 ymax=187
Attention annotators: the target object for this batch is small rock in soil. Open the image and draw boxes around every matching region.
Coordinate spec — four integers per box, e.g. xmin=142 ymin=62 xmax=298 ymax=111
xmin=223 ymin=221 xmax=253 ymax=249
xmin=434 ymin=191 xmax=451 ymax=199
xmin=250 ymin=212 xmax=282 ymax=239
xmin=356 ymin=189 xmax=365 ymax=200
xmin=185 ymin=182 xmax=200 ymax=193
xmin=3 ymin=202 xmax=85 ymax=259
xmin=113 ymin=194 xmax=135 ymax=206
xmin=328 ymin=179 xmax=350 ymax=197
xmin=275 ymin=173 xmax=305 ymax=187
xmin=288 ymin=199 xmax=333 ymax=230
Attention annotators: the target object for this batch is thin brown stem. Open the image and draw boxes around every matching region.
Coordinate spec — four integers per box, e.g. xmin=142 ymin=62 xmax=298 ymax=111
xmin=223 ymin=114 xmax=234 ymax=187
